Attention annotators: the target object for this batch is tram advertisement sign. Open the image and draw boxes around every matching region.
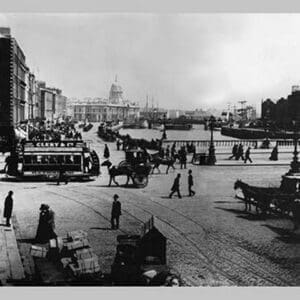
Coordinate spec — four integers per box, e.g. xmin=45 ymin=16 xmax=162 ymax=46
xmin=25 ymin=141 xmax=85 ymax=148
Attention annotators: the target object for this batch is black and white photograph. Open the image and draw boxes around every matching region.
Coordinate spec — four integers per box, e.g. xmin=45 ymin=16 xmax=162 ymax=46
xmin=0 ymin=11 xmax=299 ymax=288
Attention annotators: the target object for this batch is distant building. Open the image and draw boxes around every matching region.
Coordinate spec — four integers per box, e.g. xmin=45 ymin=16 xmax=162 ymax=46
xmin=261 ymin=98 xmax=276 ymax=121
xmin=73 ymin=79 xmax=140 ymax=122
xmin=36 ymin=83 xmax=67 ymax=121
xmin=40 ymin=86 xmax=56 ymax=121
xmin=26 ymin=72 xmax=37 ymax=121
xmin=167 ymin=110 xmax=185 ymax=119
xmin=261 ymin=86 xmax=300 ymax=128
xmin=184 ymin=109 xmax=210 ymax=120
xmin=245 ymin=105 xmax=257 ymax=121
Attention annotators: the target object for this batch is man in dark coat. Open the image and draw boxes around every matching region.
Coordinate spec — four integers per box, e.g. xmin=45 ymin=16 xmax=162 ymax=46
xmin=228 ymin=144 xmax=238 ymax=160
xmin=169 ymin=174 xmax=182 ymax=199
xmin=57 ymin=164 xmax=68 ymax=185
xmin=188 ymin=170 xmax=195 ymax=196
xmin=237 ymin=144 xmax=244 ymax=161
xmin=111 ymin=194 xmax=121 ymax=229
xmin=104 ymin=144 xmax=110 ymax=159
xmin=171 ymin=143 xmax=176 ymax=158
xmin=180 ymin=147 xmax=187 ymax=169
xmin=244 ymin=147 xmax=253 ymax=163
xmin=4 ymin=191 xmax=13 ymax=226
xmin=116 ymin=139 xmax=121 ymax=151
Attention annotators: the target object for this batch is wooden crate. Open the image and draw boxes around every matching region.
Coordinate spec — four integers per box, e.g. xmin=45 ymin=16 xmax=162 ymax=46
xmin=30 ymin=245 xmax=48 ymax=258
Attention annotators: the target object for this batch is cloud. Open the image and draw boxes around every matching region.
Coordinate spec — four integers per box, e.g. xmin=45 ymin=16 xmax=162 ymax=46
xmin=1 ymin=13 xmax=300 ymax=113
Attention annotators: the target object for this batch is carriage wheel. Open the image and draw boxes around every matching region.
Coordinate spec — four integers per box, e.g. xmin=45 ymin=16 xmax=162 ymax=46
xmin=132 ymin=174 xmax=148 ymax=188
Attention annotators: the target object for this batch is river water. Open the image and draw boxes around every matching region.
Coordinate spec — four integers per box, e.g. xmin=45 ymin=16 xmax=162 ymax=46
xmin=119 ymin=124 xmax=235 ymax=141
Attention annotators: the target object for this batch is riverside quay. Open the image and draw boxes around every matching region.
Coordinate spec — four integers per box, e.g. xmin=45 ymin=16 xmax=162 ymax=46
xmin=0 ymin=15 xmax=300 ymax=288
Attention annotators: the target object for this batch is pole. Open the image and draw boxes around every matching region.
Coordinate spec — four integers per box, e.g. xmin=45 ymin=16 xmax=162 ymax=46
xmin=290 ymin=121 xmax=300 ymax=173
xmin=162 ymin=113 xmax=167 ymax=140
xmin=207 ymin=115 xmax=216 ymax=165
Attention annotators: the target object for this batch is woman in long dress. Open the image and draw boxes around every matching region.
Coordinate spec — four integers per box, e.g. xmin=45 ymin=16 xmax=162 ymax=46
xmin=35 ymin=204 xmax=57 ymax=243
xmin=104 ymin=144 xmax=110 ymax=159
xmin=269 ymin=145 xmax=278 ymax=161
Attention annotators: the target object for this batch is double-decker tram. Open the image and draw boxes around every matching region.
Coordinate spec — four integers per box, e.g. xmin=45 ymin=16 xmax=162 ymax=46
xmin=6 ymin=140 xmax=100 ymax=180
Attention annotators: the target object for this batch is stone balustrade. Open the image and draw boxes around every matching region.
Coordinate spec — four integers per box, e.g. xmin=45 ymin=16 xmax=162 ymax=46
xmin=163 ymin=139 xmax=300 ymax=149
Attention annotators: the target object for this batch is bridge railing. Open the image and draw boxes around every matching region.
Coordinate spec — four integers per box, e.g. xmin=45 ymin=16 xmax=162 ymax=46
xmin=163 ymin=139 xmax=299 ymax=149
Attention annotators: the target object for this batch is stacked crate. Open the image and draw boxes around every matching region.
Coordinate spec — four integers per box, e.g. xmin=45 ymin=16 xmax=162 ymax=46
xmin=61 ymin=230 xmax=100 ymax=277
xmin=30 ymin=230 xmax=101 ymax=278
xmin=30 ymin=245 xmax=48 ymax=258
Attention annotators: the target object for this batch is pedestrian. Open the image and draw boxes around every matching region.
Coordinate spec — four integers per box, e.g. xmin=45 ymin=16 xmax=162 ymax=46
xmin=111 ymin=194 xmax=121 ymax=230
xmin=244 ymin=147 xmax=253 ymax=163
xmin=35 ymin=204 xmax=57 ymax=243
xmin=3 ymin=191 xmax=13 ymax=227
xmin=57 ymin=164 xmax=68 ymax=185
xmin=84 ymin=154 xmax=91 ymax=172
xmin=180 ymin=147 xmax=187 ymax=169
xmin=269 ymin=145 xmax=278 ymax=161
xmin=169 ymin=174 xmax=182 ymax=199
xmin=104 ymin=144 xmax=110 ymax=159
xmin=228 ymin=144 xmax=238 ymax=160
xmin=291 ymin=199 xmax=300 ymax=231
xmin=171 ymin=143 xmax=176 ymax=158
xmin=116 ymin=139 xmax=121 ymax=151
xmin=188 ymin=170 xmax=195 ymax=196
xmin=237 ymin=144 xmax=244 ymax=161
xmin=166 ymin=145 xmax=170 ymax=159
xmin=159 ymin=147 xmax=165 ymax=159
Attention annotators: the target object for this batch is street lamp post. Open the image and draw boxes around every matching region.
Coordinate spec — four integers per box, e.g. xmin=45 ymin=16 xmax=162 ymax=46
xmin=207 ymin=115 xmax=216 ymax=165
xmin=289 ymin=120 xmax=300 ymax=174
xmin=162 ymin=113 xmax=167 ymax=140
xmin=280 ymin=120 xmax=300 ymax=193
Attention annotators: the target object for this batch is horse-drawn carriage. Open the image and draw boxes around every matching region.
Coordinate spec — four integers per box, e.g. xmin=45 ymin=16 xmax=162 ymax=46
xmin=234 ymin=179 xmax=300 ymax=229
xmin=102 ymin=149 xmax=152 ymax=188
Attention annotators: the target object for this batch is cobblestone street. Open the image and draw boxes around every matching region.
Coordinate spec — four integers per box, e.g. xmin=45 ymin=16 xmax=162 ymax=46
xmin=0 ymin=127 xmax=299 ymax=286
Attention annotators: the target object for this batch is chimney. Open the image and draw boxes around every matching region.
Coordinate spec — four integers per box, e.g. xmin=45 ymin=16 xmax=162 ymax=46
xmin=0 ymin=27 xmax=11 ymax=37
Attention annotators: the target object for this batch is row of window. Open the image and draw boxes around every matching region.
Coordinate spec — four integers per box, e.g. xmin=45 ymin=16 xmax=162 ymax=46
xmin=23 ymin=155 xmax=82 ymax=165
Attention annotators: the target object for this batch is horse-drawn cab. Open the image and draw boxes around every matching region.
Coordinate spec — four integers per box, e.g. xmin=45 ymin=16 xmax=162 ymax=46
xmin=101 ymin=148 xmax=152 ymax=188
xmin=119 ymin=148 xmax=152 ymax=187
xmin=121 ymin=148 xmax=148 ymax=167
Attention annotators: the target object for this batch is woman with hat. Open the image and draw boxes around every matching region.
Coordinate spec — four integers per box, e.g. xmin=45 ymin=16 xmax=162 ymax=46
xmin=35 ymin=204 xmax=57 ymax=243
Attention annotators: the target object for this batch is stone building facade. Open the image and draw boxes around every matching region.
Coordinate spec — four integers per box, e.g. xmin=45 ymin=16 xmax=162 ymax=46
xmin=73 ymin=80 xmax=140 ymax=123
xmin=0 ymin=27 xmax=28 ymax=147
xmin=261 ymin=86 xmax=300 ymax=128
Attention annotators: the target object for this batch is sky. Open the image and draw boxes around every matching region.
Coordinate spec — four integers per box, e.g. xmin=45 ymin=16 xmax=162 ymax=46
xmin=1 ymin=13 xmax=300 ymax=112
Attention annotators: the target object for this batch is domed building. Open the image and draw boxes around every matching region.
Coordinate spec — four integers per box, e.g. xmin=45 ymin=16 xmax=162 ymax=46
xmin=109 ymin=78 xmax=123 ymax=104
xmin=73 ymin=77 xmax=140 ymax=123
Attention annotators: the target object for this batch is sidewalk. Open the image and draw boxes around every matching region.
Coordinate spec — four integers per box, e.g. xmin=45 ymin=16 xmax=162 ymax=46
xmin=0 ymin=216 xmax=25 ymax=285
xmin=215 ymin=159 xmax=290 ymax=166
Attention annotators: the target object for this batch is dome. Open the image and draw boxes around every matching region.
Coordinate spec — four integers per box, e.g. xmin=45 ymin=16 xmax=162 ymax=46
xmin=109 ymin=79 xmax=124 ymax=104
xmin=110 ymin=83 xmax=123 ymax=93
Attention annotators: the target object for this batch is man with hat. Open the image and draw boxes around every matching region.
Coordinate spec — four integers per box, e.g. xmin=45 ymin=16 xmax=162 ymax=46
xmin=169 ymin=174 xmax=182 ymax=199
xmin=4 ymin=191 xmax=13 ymax=227
xmin=111 ymin=194 xmax=121 ymax=230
